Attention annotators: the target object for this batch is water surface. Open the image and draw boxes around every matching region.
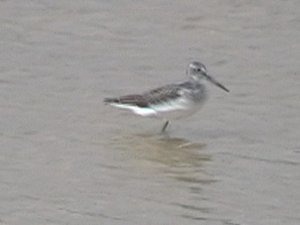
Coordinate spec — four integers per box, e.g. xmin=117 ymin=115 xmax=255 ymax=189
xmin=0 ymin=1 xmax=299 ymax=224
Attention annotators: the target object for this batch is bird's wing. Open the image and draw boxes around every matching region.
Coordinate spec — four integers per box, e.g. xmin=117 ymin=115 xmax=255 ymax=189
xmin=142 ymin=84 xmax=183 ymax=105
xmin=104 ymin=83 xmax=185 ymax=107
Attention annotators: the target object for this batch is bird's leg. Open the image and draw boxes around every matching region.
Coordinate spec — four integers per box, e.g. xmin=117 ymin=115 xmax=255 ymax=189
xmin=161 ymin=120 xmax=169 ymax=133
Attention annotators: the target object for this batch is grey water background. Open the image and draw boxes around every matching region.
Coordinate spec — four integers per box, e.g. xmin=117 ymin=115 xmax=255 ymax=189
xmin=0 ymin=1 xmax=300 ymax=224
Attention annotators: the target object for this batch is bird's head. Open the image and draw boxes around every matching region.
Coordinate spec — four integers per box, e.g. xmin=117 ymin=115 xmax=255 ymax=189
xmin=188 ymin=61 xmax=229 ymax=92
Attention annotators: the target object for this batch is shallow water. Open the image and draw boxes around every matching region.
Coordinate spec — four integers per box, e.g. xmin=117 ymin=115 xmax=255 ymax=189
xmin=0 ymin=1 xmax=300 ymax=225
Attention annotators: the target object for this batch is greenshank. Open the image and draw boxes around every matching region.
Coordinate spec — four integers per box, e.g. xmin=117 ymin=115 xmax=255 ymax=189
xmin=104 ymin=61 xmax=229 ymax=132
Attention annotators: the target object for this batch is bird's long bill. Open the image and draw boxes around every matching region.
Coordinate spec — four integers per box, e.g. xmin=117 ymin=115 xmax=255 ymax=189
xmin=205 ymin=74 xmax=229 ymax=92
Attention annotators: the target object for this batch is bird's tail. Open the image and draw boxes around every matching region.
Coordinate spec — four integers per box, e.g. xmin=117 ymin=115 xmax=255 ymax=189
xmin=104 ymin=95 xmax=147 ymax=107
xmin=104 ymin=97 xmax=119 ymax=104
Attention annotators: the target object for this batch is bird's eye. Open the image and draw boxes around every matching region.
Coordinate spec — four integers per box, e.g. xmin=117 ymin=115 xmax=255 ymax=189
xmin=197 ymin=68 xmax=201 ymax=72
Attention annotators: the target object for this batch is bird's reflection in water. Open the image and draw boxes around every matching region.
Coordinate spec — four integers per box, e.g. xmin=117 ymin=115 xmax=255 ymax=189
xmin=115 ymin=132 xmax=214 ymax=186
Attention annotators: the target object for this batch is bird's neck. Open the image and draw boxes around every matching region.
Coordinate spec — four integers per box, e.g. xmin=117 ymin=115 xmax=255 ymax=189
xmin=189 ymin=76 xmax=203 ymax=84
